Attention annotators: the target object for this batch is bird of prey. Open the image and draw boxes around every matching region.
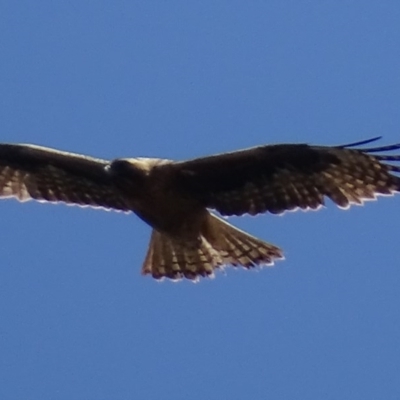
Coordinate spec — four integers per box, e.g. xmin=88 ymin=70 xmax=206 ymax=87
xmin=0 ymin=137 xmax=399 ymax=281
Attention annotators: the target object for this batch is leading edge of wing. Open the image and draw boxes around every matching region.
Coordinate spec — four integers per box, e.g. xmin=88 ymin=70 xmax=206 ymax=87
xmin=0 ymin=143 xmax=110 ymax=181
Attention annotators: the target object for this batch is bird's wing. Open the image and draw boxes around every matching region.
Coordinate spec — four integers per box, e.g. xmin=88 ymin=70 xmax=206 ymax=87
xmin=170 ymin=137 xmax=400 ymax=216
xmin=0 ymin=144 xmax=130 ymax=211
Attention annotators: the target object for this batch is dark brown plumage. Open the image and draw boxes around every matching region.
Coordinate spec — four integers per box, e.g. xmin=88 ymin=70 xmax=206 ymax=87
xmin=0 ymin=137 xmax=399 ymax=281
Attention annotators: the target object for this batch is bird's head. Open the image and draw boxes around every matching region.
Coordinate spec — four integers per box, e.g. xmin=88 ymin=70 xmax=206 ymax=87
xmin=106 ymin=158 xmax=155 ymax=187
xmin=109 ymin=158 xmax=154 ymax=175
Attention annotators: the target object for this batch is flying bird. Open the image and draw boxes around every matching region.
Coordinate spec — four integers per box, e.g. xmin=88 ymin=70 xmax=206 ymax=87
xmin=0 ymin=137 xmax=399 ymax=281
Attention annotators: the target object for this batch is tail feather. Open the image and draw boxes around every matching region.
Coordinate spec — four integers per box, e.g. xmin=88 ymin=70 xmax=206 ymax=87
xmin=141 ymin=214 xmax=283 ymax=281
xmin=210 ymin=215 xmax=283 ymax=267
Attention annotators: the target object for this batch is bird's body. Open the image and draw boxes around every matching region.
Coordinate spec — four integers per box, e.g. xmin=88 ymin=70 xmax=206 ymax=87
xmin=107 ymin=157 xmax=211 ymax=247
xmin=1 ymin=137 xmax=399 ymax=281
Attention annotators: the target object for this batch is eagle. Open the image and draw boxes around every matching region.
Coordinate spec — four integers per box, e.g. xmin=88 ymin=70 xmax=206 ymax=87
xmin=0 ymin=137 xmax=399 ymax=281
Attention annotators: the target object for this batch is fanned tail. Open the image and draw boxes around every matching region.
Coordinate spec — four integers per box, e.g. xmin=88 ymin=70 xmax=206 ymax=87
xmin=141 ymin=213 xmax=283 ymax=281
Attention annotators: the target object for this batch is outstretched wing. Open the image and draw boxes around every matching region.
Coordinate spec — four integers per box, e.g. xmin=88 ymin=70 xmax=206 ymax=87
xmin=171 ymin=137 xmax=400 ymax=216
xmin=0 ymin=144 xmax=130 ymax=211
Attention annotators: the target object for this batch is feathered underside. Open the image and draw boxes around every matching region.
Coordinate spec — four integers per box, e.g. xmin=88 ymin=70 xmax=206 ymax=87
xmin=0 ymin=144 xmax=130 ymax=211
xmin=172 ymin=136 xmax=400 ymax=217
xmin=1 ymin=137 xmax=399 ymax=218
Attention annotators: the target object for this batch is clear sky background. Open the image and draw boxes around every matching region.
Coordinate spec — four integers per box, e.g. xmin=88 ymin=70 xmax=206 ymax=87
xmin=1 ymin=2 xmax=400 ymax=399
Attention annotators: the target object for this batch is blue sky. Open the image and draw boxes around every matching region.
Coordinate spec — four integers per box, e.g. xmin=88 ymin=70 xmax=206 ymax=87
xmin=1 ymin=1 xmax=400 ymax=399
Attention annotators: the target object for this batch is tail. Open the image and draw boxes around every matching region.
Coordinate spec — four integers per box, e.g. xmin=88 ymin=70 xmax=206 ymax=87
xmin=141 ymin=214 xmax=284 ymax=281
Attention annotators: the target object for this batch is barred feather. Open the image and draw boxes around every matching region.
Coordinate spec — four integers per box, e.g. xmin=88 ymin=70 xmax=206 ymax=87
xmin=174 ymin=139 xmax=400 ymax=216
xmin=141 ymin=213 xmax=283 ymax=281
xmin=0 ymin=144 xmax=130 ymax=211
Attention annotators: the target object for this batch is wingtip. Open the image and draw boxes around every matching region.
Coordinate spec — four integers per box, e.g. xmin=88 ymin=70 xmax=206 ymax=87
xmin=337 ymin=136 xmax=382 ymax=148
